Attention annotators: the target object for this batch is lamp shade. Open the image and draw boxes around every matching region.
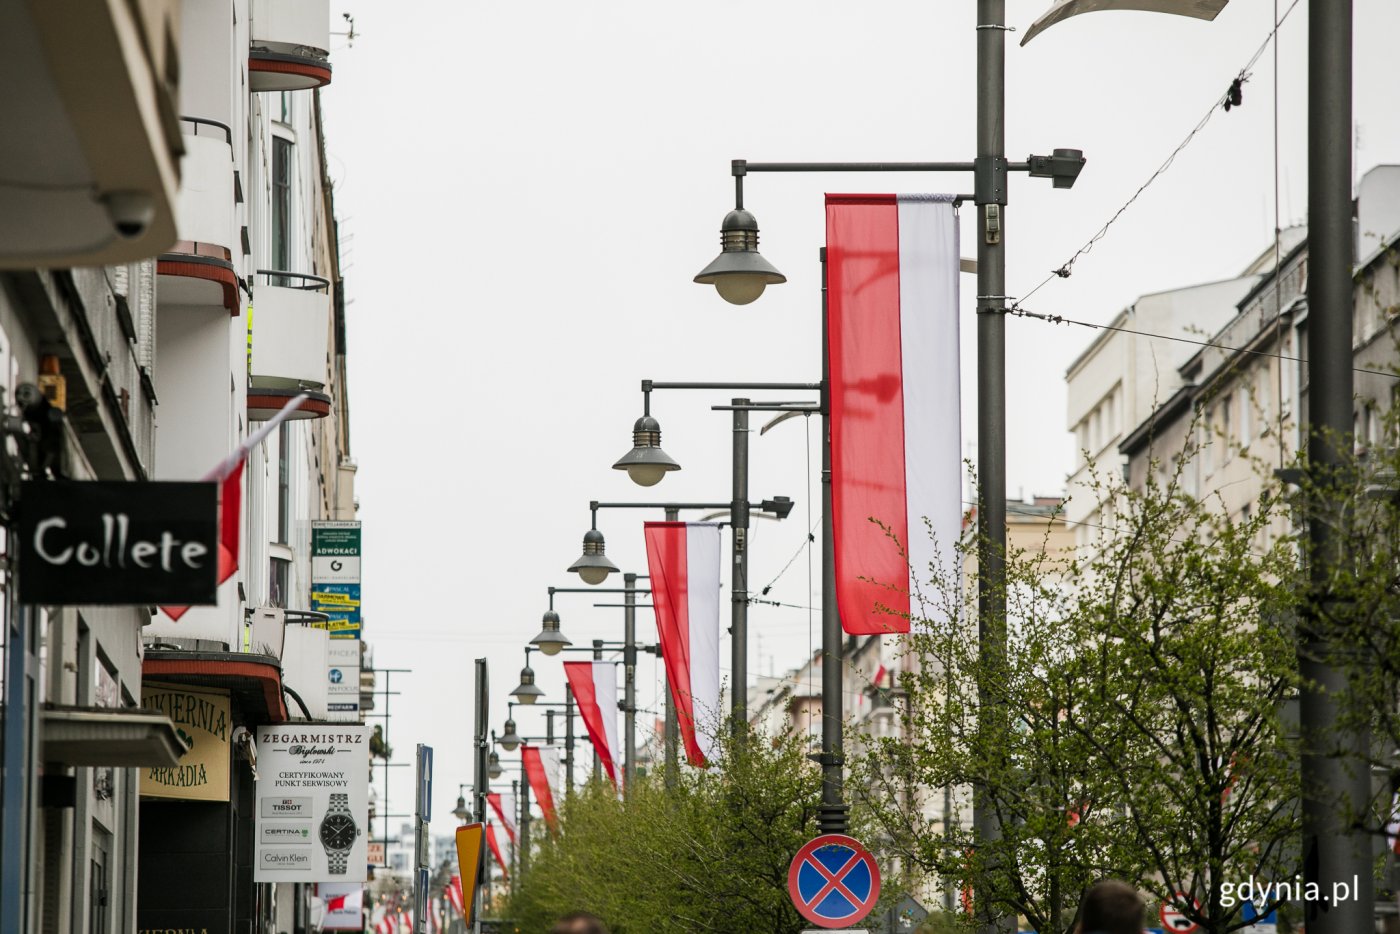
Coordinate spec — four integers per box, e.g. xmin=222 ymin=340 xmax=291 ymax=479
xmin=694 ymin=208 xmax=786 ymax=305
xmin=511 ymin=665 xmax=545 ymax=704
xmin=1020 ymin=0 xmax=1228 ymax=45
xmin=488 ymin=750 xmax=503 ymax=779
xmin=452 ymin=795 xmax=469 ymax=823
xmin=612 ymin=415 xmax=680 ymax=487
xmin=499 ymin=719 xmax=521 ymax=751
xmin=530 ymin=609 xmax=571 ymax=656
xmin=568 ymin=528 xmax=619 ymax=585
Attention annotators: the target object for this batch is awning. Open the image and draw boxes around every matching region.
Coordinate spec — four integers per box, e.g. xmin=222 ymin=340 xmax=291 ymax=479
xmin=142 ymin=649 xmax=289 ymax=723
xmin=41 ymin=705 xmax=189 ymax=768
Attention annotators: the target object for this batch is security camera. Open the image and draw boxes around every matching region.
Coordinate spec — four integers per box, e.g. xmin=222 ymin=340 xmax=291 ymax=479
xmin=100 ymin=191 xmax=155 ymax=239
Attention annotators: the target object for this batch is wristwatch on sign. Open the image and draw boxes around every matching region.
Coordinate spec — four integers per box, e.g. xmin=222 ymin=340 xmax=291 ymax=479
xmin=319 ymin=793 xmax=357 ymax=875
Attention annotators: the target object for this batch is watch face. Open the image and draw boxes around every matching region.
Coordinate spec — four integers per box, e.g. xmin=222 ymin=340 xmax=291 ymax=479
xmin=320 ymin=813 xmax=356 ymax=849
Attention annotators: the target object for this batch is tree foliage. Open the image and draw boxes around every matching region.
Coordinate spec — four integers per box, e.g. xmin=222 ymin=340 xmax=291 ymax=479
xmin=505 ymin=729 xmax=821 ymax=933
xmin=855 ymin=443 xmax=1305 ymax=934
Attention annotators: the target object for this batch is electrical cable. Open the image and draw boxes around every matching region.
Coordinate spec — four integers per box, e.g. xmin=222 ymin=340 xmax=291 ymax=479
xmin=1012 ymin=0 xmax=1303 ymax=309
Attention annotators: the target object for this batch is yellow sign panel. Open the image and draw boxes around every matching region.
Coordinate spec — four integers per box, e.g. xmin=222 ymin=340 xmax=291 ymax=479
xmin=139 ymin=683 xmax=232 ymax=802
xmin=455 ymin=823 xmax=484 ymax=921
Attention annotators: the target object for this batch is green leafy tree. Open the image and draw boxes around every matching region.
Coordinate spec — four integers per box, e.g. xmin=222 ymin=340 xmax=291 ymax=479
xmin=855 ymin=442 xmax=1304 ymax=934
xmin=506 ymin=727 xmax=821 ymax=933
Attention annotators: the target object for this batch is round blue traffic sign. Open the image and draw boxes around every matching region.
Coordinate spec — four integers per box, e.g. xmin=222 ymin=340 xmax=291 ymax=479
xmin=787 ymin=834 xmax=881 ymax=929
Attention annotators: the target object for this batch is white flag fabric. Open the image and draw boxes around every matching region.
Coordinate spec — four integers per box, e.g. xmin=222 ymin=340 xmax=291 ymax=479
xmin=827 ymin=193 xmax=961 ymax=634
xmin=565 ymin=660 xmax=622 ymax=788
xmin=644 ymin=521 xmax=722 ymax=766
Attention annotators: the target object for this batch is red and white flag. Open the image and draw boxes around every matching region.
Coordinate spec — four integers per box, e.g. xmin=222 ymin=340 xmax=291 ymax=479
xmin=522 ymin=744 xmax=562 ymax=833
xmin=564 ymin=660 xmax=621 ymax=788
xmin=446 ymin=876 xmax=464 ymax=917
xmin=644 ymin=521 xmax=722 ymax=767
xmin=827 ymin=194 xmax=961 ymax=634
xmin=162 ymin=391 xmax=308 ymax=620
xmin=485 ymin=821 xmax=509 ymax=879
xmin=1387 ymin=791 xmax=1400 ymax=856
xmin=487 ymin=792 xmax=517 ymax=845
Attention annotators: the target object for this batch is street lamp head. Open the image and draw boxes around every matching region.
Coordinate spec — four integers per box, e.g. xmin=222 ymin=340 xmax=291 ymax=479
xmin=488 ymin=750 xmax=503 ymax=779
xmin=511 ymin=663 xmax=544 ymax=704
xmin=568 ymin=527 xmax=619 ymax=585
xmin=612 ymin=414 xmax=680 ymax=487
xmin=499 ymin=718 xmax=521 ymax=751
xmin=694 ymin=208 xmax=786 ymax=305
xmin=530 ymin=609 xmax=571 ymax=656
xmin=452 ymin=794 xmax=469 ymax=823
xmin=1027 ymin=149 xmax=1086 ymax=189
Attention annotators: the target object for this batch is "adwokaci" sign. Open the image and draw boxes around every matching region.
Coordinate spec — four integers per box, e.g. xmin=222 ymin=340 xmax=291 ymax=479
xmin=17 ymin=480 xmax=218 ymax=605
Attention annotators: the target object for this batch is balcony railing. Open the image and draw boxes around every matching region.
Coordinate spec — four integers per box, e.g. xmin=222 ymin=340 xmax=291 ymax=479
xmin=249 ymin=269 xmax=331 ymax=394
xmin=156 ymin=116 xmax=240 ymax=314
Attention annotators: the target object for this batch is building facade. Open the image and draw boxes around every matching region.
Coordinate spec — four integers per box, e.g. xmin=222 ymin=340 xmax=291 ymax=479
xmin=2 ymin=2 xmax=370 ymax=932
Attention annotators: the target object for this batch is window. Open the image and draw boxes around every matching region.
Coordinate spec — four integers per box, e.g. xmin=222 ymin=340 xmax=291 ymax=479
xmin=269 ymin=556 xmax=290 ymax=609
xmin=272 ymin=137 xmax=293 ymax=272
xmin=1238 ymin=384 xmax=1252 ymax=449
xmin=277 ymin=422 xmax=291 ymax=544
xmin=277 ymin=92 xmax=293 ymax=125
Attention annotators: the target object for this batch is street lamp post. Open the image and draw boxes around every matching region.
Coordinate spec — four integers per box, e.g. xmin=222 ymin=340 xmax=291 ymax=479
xmin=615 ymin=383 xmax=805 ymax=733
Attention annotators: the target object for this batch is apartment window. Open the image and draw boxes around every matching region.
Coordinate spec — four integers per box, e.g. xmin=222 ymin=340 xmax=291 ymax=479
xmin=1238 ymin=385 xmax=1252 ymax=449
xmin=277 ymin=422 xmax=291 ymax=544
xmin=269 ymin=556 xmax=290 ymax=609
xmin=272 ymin=137 xmax=293 ymax=272
xmin=277 ymin=92 xmax=293 ymax=124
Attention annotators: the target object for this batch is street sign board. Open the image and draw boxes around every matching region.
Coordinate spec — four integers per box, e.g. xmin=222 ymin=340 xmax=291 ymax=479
xmin=18 ymin=480 xmax=218 ymax=604
xmin=788 ymin=834 xmax=881 ymax=929
xmin=1160 ymin=892 xmax=1201 ymax=933
xmin=311 ymin=520 xmax=361 ymax=637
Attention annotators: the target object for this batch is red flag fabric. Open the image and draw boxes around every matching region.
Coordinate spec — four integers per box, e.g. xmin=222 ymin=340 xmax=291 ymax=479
xmin=485 ymin=822 xmax=509 ymax=880
xmin=216 ymin=459 xmax=243 ymax=582
xmin=446 ymin=875 xmax=464 ymax=917
xmin=564 ymin=660 xmax=621 ymax=788
xmin=486 ymin=792 xmax=517 ymax=845
xmin=827 ymin=194 xmax=961 ymax=634
xmin=521 ymin=744 xmax=560 ymax=833
xmin=644 ymin=521 xmax=721 ymax=767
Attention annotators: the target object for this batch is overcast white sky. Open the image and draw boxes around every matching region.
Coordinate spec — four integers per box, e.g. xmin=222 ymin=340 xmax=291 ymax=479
xmin=318 ymin=0 xmax=1400 ymax=833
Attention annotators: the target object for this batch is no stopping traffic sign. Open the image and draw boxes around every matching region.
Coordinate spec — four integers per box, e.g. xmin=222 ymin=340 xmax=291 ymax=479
xmin=787 ymin=834 xmax=882 ymax=929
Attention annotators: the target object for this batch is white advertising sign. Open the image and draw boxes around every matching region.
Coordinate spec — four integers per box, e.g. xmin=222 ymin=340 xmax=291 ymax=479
xmin=315 ymin=882 xmax=365 ymax=931
xmin=327 ymin=639 xmax=360 ymax=722
xmin=255 ymin=724 xmax=369 ymax=882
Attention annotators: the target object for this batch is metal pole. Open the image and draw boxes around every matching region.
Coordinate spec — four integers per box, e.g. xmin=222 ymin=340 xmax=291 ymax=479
xmin=819 ymin=248 xmax=846 ymax=835
xmin=732 ymin=399 xmax=751 ymax=734
xmin=510 ymin=779 xmax=520 ymax=880
xmin=975 ymin=2 xmax=1012 ymax=931
xmin=472 ymin=660 xmax=488 ymax=934
xmin=592 ymin=639 xmax=603 ymax=782
xmin=623 ymin=572 xmax=638 ymax=794
xmin=564 ymin=684 xmax=576 ymax=794
xmin=664 ymin=506 xmax=680 ymax=787
xmin=1302 ymin=2 xmax=1372 ymax=931
xmin=519 ymin=773 xmax=531 ymax=877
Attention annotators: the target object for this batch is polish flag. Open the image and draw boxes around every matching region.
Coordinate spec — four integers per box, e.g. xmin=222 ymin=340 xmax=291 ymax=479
xmin=375 ymin=914 xmax=394 ymax=934
xmin=446 ymin=876 xmax=464 ymax=917
xmin=522 ymin=744 xmax=562 ymax=833
xmin=487 ymin=792 xmax=517 ymax=845
xmin=162 ymin=392 xmax=308 ymax=620
xmin=1387 ymin=792 xmax=1400 ymax=856
xmin=564 ymin=660 xmax=621 ymax=788
xmin=644 ymin=521 xmax=722 ymax=767
xmin=827 ymin=194 xmax=961 ymax=634
xmin=873 ymin=663 xmax=888 ymax=688
xmin=485 ymin=822 xmax=509 ymax=879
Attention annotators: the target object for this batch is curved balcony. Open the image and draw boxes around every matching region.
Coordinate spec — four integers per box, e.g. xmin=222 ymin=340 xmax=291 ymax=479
xmin=247 ymin=387 xmax=331 ymax=422
xmin=249 ymin=0 xmax=332 ymax=92
xmin=157 ymin=118 xmax=239 ymax=315
xmin=249 ymin=270 xmax=331 ymax=397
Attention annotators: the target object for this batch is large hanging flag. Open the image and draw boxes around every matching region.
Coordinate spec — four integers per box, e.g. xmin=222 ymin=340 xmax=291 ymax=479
xmin=162 ymin=391 xmax=309 ymax=620
xmin=486 ymin=792 xmax=518 ymax=845
xmin=826 ymin=194 xmax=961 ymax=635
xmin=485 ymin=822 xmax=509 ymax=879
xmin=445 ymin=876 xmax=464 ymax=918
xmin=644 ymin=521 xmax=721 ymax=766
xmin=564 ymin=660 xmax=622 ymax=788
xmin=522 ymin=744 xmax=562 ymax=833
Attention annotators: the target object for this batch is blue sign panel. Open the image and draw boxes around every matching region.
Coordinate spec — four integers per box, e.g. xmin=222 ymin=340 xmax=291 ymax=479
xmin=787 ymin=834 xmax=881 ymax=929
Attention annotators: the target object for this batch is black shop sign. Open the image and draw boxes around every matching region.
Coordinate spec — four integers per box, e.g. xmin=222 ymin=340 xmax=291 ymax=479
xmin=17 ymin=481 xmax=218 ymax=605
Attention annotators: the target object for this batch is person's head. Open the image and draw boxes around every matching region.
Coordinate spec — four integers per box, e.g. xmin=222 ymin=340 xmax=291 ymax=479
xmin=1075 ymin=880 xmax=1145 ymax=934
xmin=550 ymin=910 xmax=608 ymax=934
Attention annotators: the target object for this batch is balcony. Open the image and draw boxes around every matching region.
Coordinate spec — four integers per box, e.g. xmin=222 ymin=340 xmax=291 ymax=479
xmin=249 ymin=0 xmax=332 ymax=92
xmin=0 ymin=0 xmax=182 ymax=267
xmin=248 ymin=270 xmax=332 ymax=420
xmin=157 ymin=118 xmax=239 ymax=315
